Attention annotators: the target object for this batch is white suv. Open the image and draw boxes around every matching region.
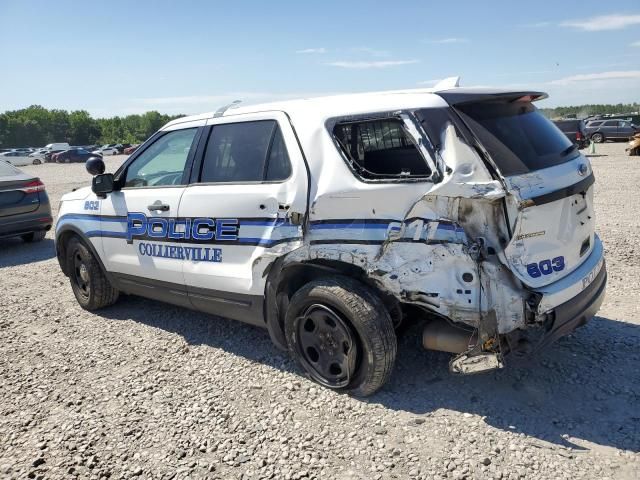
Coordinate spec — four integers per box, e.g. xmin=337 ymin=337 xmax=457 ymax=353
xmin=55 ymin=87 xmax=606 ymax=396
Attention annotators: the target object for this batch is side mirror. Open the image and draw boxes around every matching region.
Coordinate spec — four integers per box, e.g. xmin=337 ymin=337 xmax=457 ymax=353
xmin=86 ymin=156 xmax=105 ymax=175
xmin=92 ymin=173 xmax=115 ymax=197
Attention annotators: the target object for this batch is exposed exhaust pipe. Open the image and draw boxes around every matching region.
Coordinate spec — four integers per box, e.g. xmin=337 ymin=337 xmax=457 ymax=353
xmin=423 ymin=321 xmax=477 ymax=354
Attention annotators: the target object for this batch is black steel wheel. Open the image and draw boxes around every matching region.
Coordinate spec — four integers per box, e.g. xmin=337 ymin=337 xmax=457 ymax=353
xmin=285 ymin=276 xmax=397 ymax=396
xmin=293 ymin=303 xmax=357 ymax=389
xmin=66 ymin=236 xmax=119 ymax=310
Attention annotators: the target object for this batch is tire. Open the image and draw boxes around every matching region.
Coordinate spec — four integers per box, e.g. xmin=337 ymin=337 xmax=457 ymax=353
xmin=591 ymin=132 xmax=604 ymax=143
xmin=65 ymin=236 xmax=119 ymax=310
xmin=21 ymin=230 xmax=46 ymax=243
xmin=32 ymin=158 xmax=41 ymax=165
xmin=284 ymin=276 xmax=397 ymax=397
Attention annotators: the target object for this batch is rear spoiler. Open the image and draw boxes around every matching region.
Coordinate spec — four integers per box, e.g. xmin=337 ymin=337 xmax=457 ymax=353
xmin=436 ymin=89 xmax=548 ymax=106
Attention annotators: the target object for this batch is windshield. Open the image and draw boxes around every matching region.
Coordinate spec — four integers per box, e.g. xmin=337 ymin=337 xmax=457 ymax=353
xmin=456 ymin=101 xmax=579 ymax=176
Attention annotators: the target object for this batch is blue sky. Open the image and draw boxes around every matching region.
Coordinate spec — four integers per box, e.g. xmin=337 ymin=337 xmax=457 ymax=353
xmin=1 ymin=0 xmax=639 ymax=117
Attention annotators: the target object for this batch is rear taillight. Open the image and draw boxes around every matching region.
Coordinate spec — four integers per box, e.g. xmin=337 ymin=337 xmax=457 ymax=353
xmin=20 ymin=179 xmax=46 ymax=194
xmin=576 ymin=132 xmax=583 ymax=140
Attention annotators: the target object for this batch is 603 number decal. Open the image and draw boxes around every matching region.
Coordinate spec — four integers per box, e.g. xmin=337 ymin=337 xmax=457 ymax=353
xmin=526 ymin=256 xmax=565 ymax=278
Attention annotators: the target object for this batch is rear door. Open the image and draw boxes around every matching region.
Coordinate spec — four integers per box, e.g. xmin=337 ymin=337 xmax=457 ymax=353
xmin=453 ymin=98 xmax=596 ymax=288
xmin=619 ymin=121 xmax=634 ymax=139
xmin=178 ymin=111 xmax=308 ymax=324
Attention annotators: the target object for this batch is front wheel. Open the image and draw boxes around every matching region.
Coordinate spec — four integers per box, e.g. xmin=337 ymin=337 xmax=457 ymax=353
xmin=66 ymin=236 xmax=119 ymax=310
xmin=32 ymin=158 xmax=41 ymax=165
xmin=285 ymin=276 xmax=397 ymax=396
xmin=591 ymin=132 xmax=604 ymax=143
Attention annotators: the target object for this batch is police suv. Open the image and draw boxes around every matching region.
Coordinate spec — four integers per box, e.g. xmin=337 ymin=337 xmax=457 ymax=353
xmin=55 ymin=83 xmax=606 ymax=396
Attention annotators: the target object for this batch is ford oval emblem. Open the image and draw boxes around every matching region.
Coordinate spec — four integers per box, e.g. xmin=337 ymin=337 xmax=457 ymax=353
xmin=577 ymin=163 xmax=588 ymax=176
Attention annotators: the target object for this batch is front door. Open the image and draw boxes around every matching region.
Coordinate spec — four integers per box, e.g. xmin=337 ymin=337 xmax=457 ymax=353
xmin=178 ymin=112 xmax=308 ymax=325
xmin=99 ymin=125 xmax=201 ymax=304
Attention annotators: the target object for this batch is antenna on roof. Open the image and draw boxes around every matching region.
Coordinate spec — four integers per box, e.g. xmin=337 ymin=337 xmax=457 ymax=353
xmin=433 ymin=76 xmax=460 ymax=90
xmin=213 ymin=99 xmax=242 ymax=117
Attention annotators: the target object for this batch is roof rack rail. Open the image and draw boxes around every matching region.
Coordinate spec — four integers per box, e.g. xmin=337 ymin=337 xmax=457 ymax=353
xmin=213 ymin=100 xmax=242 ymax=118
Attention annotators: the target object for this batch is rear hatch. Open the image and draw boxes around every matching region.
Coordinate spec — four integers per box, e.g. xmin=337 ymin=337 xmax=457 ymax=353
xmin=447 ymin=94 xmax=595 ymax=288
xmin=0 ymin=161 xmax=43 ymax=217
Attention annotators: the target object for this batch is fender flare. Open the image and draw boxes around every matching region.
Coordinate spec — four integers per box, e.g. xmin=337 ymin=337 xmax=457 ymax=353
xmin=264 ymin=258 xmax=381 ymax=351
xmin=55 ymin=226 xmax=115 ymax=285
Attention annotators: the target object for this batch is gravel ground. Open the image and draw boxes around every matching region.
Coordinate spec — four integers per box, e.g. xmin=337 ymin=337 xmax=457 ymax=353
xmin=1 ymin=144 xmax=638 ymax=480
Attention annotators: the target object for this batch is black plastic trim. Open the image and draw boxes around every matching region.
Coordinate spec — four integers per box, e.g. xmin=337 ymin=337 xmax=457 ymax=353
xmin=111 ymin=272 xmax=265 ymax=327
xmin=536 ymin=262 xmax=607 ymax=350
xmin=525 ymin=173 xmax=595 ymax=207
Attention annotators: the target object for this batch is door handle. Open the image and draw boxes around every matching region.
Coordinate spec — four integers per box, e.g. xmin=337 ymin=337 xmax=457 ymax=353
xmin=147 ymin=203 xmax=170 ymax=212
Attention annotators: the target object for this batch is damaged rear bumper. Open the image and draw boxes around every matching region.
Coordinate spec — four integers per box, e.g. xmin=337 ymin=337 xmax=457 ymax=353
xmin=535 ymin=260 xmax=606 ymax=350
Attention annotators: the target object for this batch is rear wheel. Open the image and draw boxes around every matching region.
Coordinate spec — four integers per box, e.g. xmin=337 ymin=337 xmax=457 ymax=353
xmin=285 ymin=276 xmax=397 ymax=396
xmin=32 ymin=158 xmax=41 ymax=165
xmin=21 ymin=230 xmax=46 ymax=243
xmin=591 ymin=132 xmax=604 ymax=143
xmin=66 ymin=236 xmax=119 ymax=310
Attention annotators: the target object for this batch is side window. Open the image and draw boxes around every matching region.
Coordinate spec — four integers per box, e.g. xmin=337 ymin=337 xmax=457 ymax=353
xmin=265 ymin=126 xmax=292 ymax=181
xmin=333 ymin=118 xmax=431 ymax=179
xmin=603 ymin=120 xmax=617 ymax=127
xmin=124 ymin=128 xmax=197 ymax=188
xmin=200 ymin=120 xmax=291 ymax=183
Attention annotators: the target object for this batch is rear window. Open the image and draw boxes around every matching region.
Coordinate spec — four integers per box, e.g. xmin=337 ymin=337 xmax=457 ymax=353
xmin=332 ymin=118 xmax=431 ymax=180
xmin=456 ymin=101 xmax=579 ymax=176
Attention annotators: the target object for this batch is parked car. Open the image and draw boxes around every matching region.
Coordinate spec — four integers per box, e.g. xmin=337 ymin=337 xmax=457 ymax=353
xmin=0 ymin=160 xmax=52 ymax=242
xmin=116 ymin=143 xmax=131 ymax=154
xmin=12 ymin=147 xmax=35 ymax=154
xmin=56 ymin=87 xmax=606 ymax=396
xmin=0 ymin=151 xmax=40 ymax=166
xmin=553 ymin=119 xmax=589 ymax=149
xmin=92 ymin=144 xmax=119 ymax=155
xmin=44 ymin=149 xmax=66 ymax=163
xmin=585 ymin=119 xmax=639 ymax=143
xmin=54 ymin=148 xmax=102 ymax=163
xmin=28 ymin=149 xmax=49 ymax=164
xmin=123 ymin=144 xmax=140 ymax=155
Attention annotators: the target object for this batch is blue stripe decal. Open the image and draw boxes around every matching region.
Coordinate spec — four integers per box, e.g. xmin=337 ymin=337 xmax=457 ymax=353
xmin=59 ymin=214 xmax=126 ymax=223
xmin=85 ymin=230 xmax=128 ymax=238
xmin=310 ymin=223 xmax=392 ymax=230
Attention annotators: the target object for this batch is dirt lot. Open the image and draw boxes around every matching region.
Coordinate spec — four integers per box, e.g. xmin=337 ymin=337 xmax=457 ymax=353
xmin=1 ymin=144 xmax=638 ymax=480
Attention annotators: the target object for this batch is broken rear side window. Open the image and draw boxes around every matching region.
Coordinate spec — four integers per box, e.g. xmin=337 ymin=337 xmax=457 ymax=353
xmin=333 ymin=118 xmax=431 ymax=180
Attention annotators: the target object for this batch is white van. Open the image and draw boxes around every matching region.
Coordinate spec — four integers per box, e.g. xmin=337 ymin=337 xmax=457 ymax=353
xmin=55 ymin=85 xmax=606 ymax=396
xmin=44 ymin=142 xmax=70 ymax=151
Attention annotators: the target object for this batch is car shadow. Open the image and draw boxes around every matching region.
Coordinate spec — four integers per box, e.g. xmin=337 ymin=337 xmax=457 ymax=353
xmin=0 ymin=237 xmax=56 ymax=268
xmin=99 ymin=296 xmax=640 ymax=453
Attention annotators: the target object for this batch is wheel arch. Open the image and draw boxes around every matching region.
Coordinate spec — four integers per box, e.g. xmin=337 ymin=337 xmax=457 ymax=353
xmin=264 ymin=257 xmax=401 ymax=350
xmin=55 ymin=226 xmax=113 ymax=283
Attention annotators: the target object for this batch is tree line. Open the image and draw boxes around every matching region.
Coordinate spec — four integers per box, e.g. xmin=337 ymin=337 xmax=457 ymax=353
xmin=539 ymin=103 xmax=640 ymax=119
xmin=2 ymin=102 xmax=639 ymax=149
xmin=0 ymin=105 xmax=184 ymax=148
